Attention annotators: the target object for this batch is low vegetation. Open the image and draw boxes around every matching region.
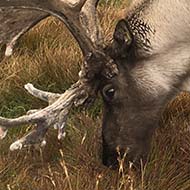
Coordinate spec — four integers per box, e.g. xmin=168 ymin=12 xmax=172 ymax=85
xmin=0 ymin=1 xmax=190 ymax=189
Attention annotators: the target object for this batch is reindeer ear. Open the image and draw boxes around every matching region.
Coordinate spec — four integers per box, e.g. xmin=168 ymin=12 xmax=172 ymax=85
xmin=111 ymin=19 xmax=133 ymax=58
xmin=0 ymin=8 xmax=48 ymax=57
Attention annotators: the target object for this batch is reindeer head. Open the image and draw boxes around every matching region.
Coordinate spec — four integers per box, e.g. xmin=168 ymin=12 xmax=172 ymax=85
xmin=0 ymin=0 xmax=161 ymax=168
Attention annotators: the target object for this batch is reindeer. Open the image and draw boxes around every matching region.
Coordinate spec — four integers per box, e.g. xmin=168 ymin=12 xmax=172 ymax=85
xmin=0 ymin=0 xmax=190 ymax=168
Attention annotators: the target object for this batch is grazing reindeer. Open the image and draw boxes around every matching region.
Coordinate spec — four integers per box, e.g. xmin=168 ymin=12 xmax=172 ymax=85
xmin=0 ymin=0 xmax=190 ymax=168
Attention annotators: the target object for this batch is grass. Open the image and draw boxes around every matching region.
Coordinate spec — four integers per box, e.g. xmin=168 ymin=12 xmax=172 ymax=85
xmin=0 ymin=1 xmax=190 ymax=189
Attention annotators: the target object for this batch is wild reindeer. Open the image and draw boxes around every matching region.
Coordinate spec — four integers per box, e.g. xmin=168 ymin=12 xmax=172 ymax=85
xmin=0 ymin=0 xmax=190 ymax=168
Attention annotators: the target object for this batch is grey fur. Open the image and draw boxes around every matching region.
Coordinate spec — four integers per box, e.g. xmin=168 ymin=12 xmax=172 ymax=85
xmin=101 ymin=0 xmax=190 ymax=167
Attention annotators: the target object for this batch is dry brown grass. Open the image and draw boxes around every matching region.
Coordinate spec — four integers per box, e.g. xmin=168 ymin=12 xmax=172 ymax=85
xmin=0 ymin=1 xmax=190 ymax=190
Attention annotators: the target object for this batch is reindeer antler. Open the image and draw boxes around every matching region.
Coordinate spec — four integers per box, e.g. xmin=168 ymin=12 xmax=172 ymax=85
xmin=0 ymin=0 xmax=118 ymax=150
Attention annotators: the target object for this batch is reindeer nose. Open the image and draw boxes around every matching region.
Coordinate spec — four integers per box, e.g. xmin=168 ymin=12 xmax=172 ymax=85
xmin=102 ymin=142 xmax=148 ymax=169
xmin=102 ymin=144 xmax=132 ymax=169
xmin=102 ymin=144 xmax=118 ymax=168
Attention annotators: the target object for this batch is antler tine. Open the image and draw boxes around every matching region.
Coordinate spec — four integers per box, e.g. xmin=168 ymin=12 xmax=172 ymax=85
xmin=80 ymin=0 xmax=103 ymax=47
xmin=24 ymin=83 xmax=61 ymax=103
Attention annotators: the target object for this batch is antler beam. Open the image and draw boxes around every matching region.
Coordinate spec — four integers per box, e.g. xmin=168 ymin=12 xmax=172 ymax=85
xmin=0 ymin=0 xmax=101 ymax=55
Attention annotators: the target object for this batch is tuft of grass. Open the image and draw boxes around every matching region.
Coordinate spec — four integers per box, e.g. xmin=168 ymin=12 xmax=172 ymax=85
xmin=0 ymin=1 xmax=190 ymax=190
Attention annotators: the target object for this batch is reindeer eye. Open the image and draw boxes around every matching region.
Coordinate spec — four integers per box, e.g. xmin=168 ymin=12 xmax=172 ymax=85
xmin=102 ymin=85 xmax=115 ymax=101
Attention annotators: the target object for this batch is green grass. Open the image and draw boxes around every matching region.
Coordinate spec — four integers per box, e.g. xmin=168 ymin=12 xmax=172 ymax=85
xmin=0 ymin=1 xmax=190 ymax=190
